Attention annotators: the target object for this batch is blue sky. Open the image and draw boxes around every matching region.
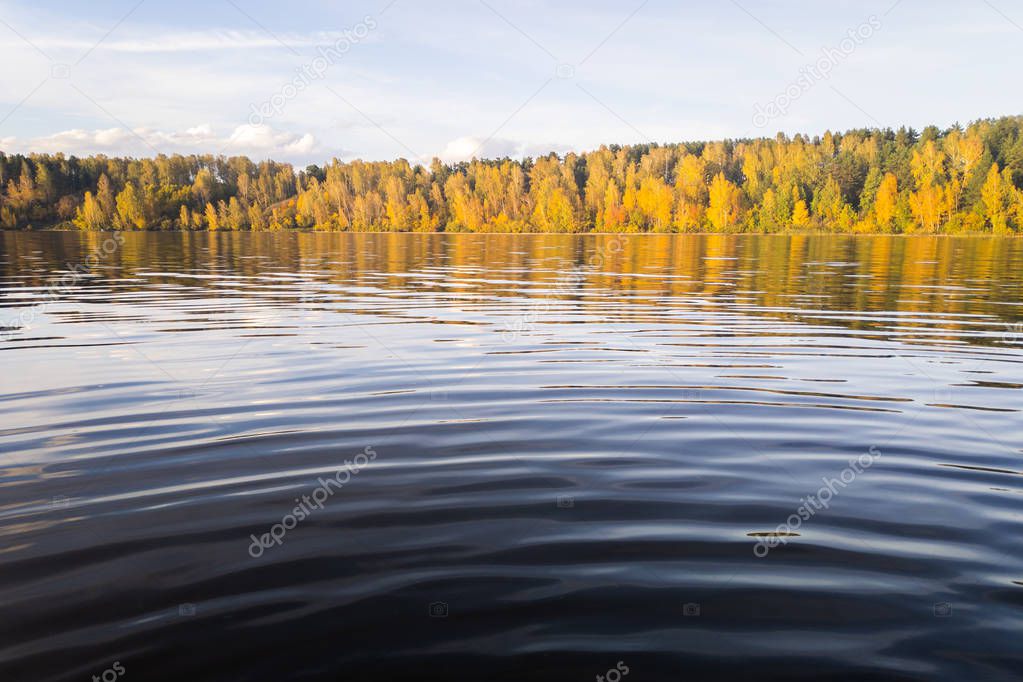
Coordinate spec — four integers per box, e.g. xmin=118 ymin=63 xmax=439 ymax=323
xmin=0 ymin=0 xmax=1020 ymax=165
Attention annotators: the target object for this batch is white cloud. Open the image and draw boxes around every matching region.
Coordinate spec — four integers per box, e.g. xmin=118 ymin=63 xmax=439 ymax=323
xmin=0 ymin=124 xmax=318 ymax=160
xmin=440 ymin=136 xmax=519 ymax=163
xmin=439 ymin=136 xmax=574 ymax=163
xmin=227 ymin=124 xmax=317 ymax=155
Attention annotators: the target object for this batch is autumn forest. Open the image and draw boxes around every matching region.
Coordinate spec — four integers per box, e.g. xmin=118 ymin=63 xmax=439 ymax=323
xmin=2 ymin=116 xmax=1023 ymax=234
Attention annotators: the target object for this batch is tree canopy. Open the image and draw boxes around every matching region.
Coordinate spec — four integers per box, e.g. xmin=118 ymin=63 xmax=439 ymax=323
xmin=3 ymin=116 xmax=1023 ymax=234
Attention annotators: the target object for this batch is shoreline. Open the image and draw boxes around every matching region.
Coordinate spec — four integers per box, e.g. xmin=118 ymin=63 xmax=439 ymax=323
xmin=7 ymin=228 xmax=1021 ymax=238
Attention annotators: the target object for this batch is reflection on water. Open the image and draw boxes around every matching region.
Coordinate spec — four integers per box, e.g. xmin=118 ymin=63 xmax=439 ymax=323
xmin=1 ymin=232 xmax=1022 ymax=681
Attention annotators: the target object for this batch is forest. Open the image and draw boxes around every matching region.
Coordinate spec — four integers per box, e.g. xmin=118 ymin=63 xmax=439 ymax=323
xmin=2 ymin=116 xmax=1022 ymax=234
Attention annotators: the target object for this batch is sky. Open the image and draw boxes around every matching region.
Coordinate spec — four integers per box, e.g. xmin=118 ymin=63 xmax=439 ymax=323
xmin=0 ymin=0 xmax=1020 ymax=167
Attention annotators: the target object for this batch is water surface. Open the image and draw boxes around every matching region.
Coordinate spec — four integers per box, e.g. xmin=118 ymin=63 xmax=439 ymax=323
xmin=2 ymin=232 xmax=1022 ymax=681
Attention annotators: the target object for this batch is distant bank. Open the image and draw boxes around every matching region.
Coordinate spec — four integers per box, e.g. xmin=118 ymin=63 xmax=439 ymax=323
xmin=2 ymin=115 xmax=1022 ymax=235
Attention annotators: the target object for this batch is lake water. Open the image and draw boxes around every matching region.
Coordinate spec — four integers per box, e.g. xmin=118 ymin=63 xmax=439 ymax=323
xmin=2 ymin=232 xmax=1022 ymax=681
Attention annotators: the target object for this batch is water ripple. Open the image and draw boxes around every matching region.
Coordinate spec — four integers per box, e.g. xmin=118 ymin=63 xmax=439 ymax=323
xmin=1 ymin=232 xmax=1022 ymax=682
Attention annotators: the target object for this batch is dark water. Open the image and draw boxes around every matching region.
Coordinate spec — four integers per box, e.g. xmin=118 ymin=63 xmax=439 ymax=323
xmin=2 ymin=232 xmax=1022 ymax=682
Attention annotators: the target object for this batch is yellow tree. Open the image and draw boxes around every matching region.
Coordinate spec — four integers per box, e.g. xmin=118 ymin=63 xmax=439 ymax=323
xmin=760 ymin=183 xmax=794 ymax=231
xmin=910 ymin=140 xmax=945 ymax=186
xmin=531 ymin=178 xmax=576 ymax=233
xmin=707 ymin=173 xmax=741 ymax=230
xmin=115 ymin=183 xmax=147 ymax=230
xmin=636 ymin=176 xmax=673 ymax=232
xmin=192 ymin=168 xmax=215 ymax=206
xmin=408 ymin=189 xmax=437 ymax=232
xmin=227 ymin=197 xmax=248 ymax=230
xmin=873 ymin=173 xmax=898 ymax=231
xmin=600 ymin=179 xmax=626 ymax=232
xmin=74 ymin=192 xmax=105 ymax=230
xmin=909 ymin=140 xmax=951 ymax=231
xmin=205 ymin=202 xmax=220 ymax=231
xmin=909 ymin=184 xmax=950 ymax=232
xmin=811 ymin=176 xmax=847 ymax=227
xmin=1014 ymin=186 xmax=1023 ymax=232
xmin=248 ymin=204 xmax=267 ymax=231
xmin=583 ymin=149 xmax=612 ymax=225
xmin=295 ymin=190 xmax=317 ymax=228
xmin=980 ymin=163 xmax=1011 ymax=233
xmin=758 ymin=187 xmax=780 ymax=231
xmin=384 ymin=176 xmax=411 ymax=230
xmin=943 ymin=130 xmax=984 ymax=214
xmin=444 ymin=174 xmax=483 ymax=231
xmin=741 ymin=143 xmax=774 ymax=204
xmin=96 ymin=174 xmax=116 ymax=218
xmin=701 ymin=142 xmax=729 ymax=176
xmin=674 ymin=154 xmax=707 ymax=231
xmin=791 ymin=186 xmax=810 ymax=228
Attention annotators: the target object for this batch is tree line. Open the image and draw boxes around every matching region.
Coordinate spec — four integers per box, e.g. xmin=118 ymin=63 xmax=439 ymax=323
xmin=2 ymin=116 xmax=1023 ymax=234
